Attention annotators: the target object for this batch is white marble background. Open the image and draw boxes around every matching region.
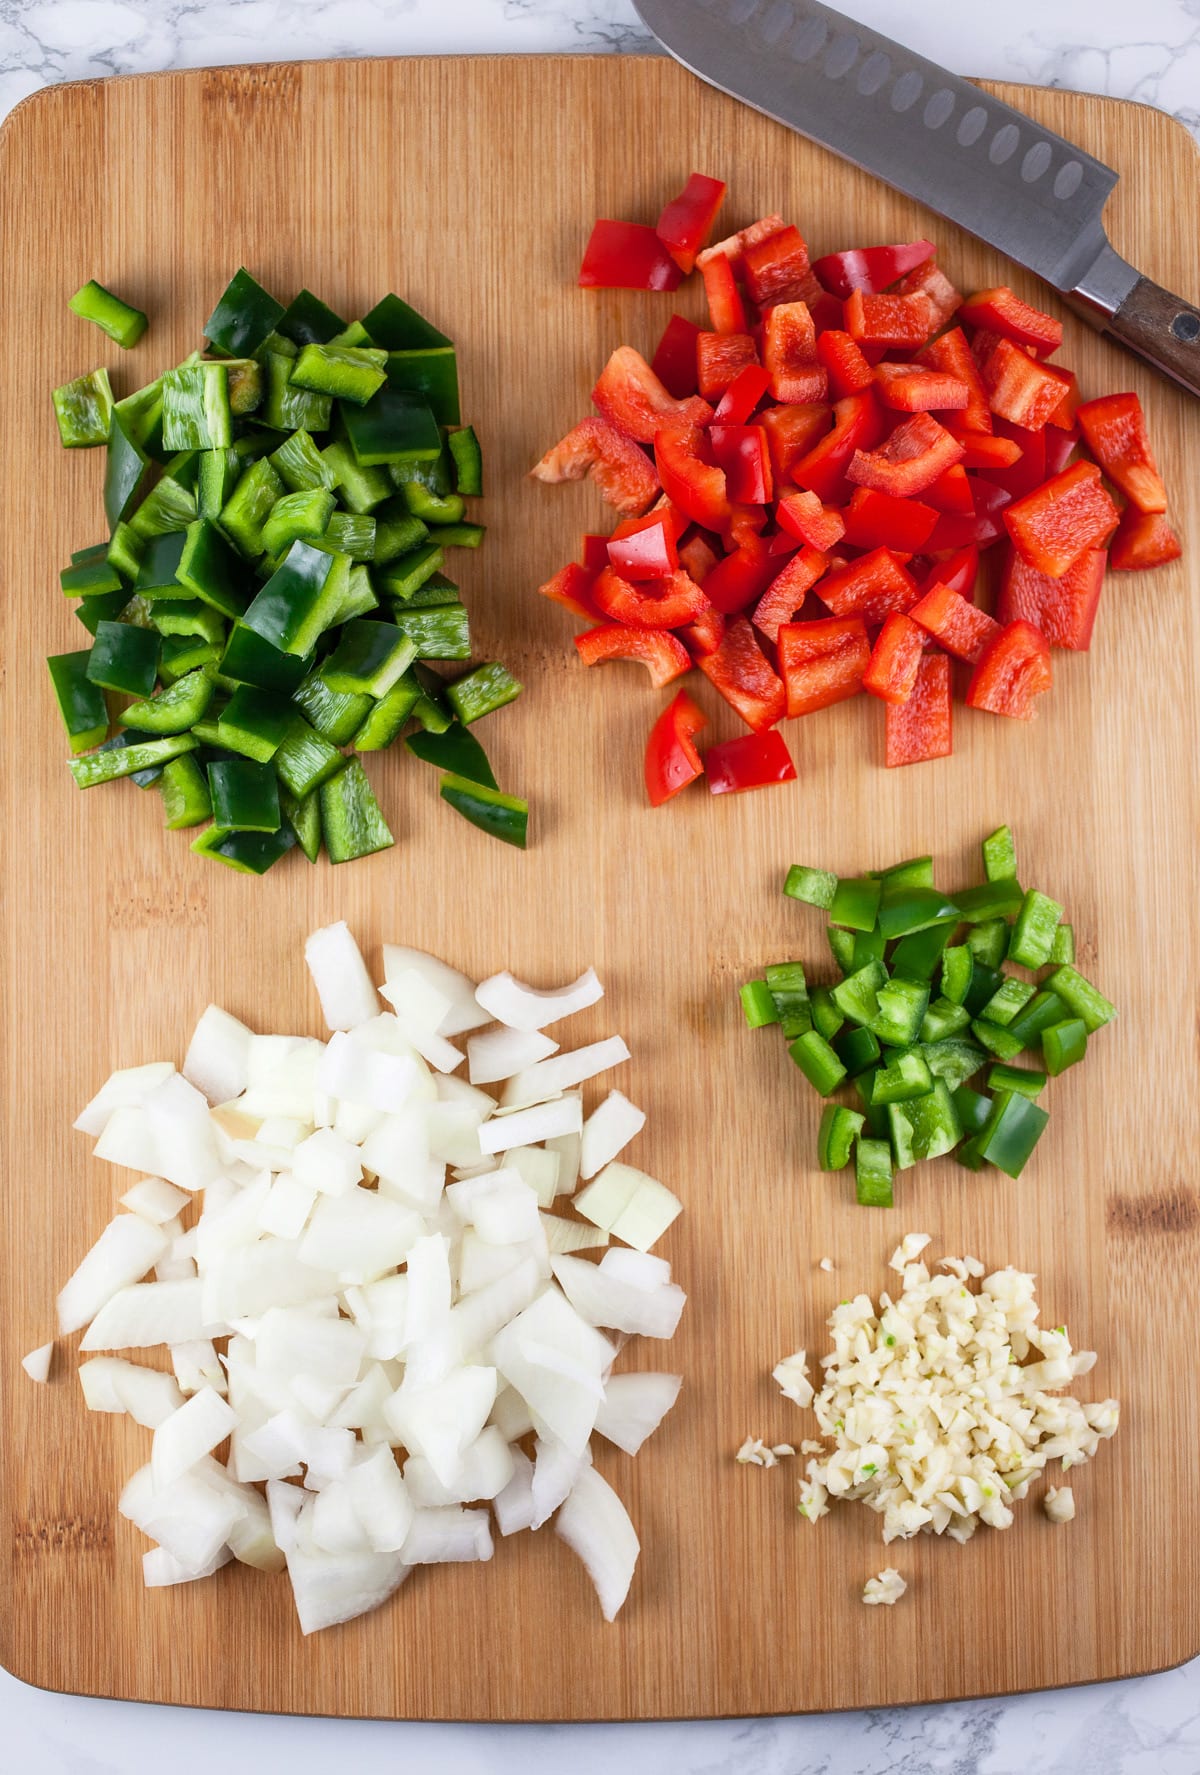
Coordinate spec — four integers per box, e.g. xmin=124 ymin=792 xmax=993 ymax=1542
xmin=2 ymin=2 xmax=1199 ymax=1771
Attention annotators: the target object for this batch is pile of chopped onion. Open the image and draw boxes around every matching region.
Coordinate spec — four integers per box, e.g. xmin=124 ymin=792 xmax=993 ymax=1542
xmin=35 ymin=924 xmax=685 ymax=1631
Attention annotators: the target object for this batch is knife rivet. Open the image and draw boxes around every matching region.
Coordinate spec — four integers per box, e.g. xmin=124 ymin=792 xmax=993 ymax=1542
xmin=1172 ymin=313 xmax=1200 ymax=343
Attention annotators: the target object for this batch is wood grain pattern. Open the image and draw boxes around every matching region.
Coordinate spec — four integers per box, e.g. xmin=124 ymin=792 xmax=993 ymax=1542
xmin=1 ymin=56 xmax=1198 ymax=1722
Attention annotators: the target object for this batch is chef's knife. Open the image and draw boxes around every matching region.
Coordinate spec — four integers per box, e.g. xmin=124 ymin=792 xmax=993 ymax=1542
xmin=632 ymin=0 xmax=1200 ymax=398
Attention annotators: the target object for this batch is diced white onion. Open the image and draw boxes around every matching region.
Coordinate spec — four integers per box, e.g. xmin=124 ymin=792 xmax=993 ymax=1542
xmin=120 ymin=1177 xmax=192 ymax=1225
xmin=152 ymin=1386 xmax=240 ymax=1487
xmin=21 ymin=1342 xmax=53 ymax=1383
xmin=74 ymin=1062 xmax=175 ymax=1137
xmin=474 ymin=968 xmax=603 ymax=1032
xmin=183 ymin=1008 xmax=253 ymax=1106
xmin=554 ymin=1466 xmax=639 ymax=1622
xmin=382 ymin=945 xmax=490 ymax=1037
xmin=500 ymin=1037 xmax=631 ymax=1112
xmin=573 ymin=1162 xmax=682 ymax=1252
xmin=594 ymin=1372 xmax=682 ymax=1455
xmin=580 ymin=1090 xmax=646 ymax=1180
xmin=305 ymin=921 xmax=380 ymax=1032
xmin=56 ymin=1213 xmax=170 ymax=1336
xmin=478 ymin=1096 xmax=583 ymax=1156
xmin=467 ymin=1025 xmax=558 ymax=1086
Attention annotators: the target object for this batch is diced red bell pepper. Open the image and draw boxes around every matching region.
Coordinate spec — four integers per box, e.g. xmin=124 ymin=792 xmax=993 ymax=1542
xmin=651 ymin=314 xmax=702 ymax=401
xmin=592 ymin=564 xmax=708 ymax=630
xmin=909 ymin=581 xmax=1000 ymax=664
xmin=918 ymin=326 xmax=991 ymax=432
xmin=726 ymin=503 xmax=769 ymax=549
xmin=862 ymin=612 xmax=925 ymax=704
xmin=845 ymin=288 xmax=938 ymax=349
xmin=655 ymin=173 xmax=727 ymax=275
xmin=713 ymin=363 xmax=773 ymax=424
xmin=742 ymin=225 xmax=819 ymax=309
xmin=760 ymin=402 xmax=833 ymax=483
xmin=777 ymin=488 xmax=846 ymax=552
xmin=816 ymin=329 xmax=875 ymax=397
xmin=977 ymin=418 xmax=1046 ymax=499
xmin=696 ymin=332 xmax=759 ymax=401
xmin=700 ymin=252 xmax=749 ymax=335
xmin=792 ymin=389 xmax=886 ymax=502
xmin=847 ymin=411 xmax=965 ymax=498
xmin=751 ymin=544 xmax=829 ymax=642
xmin=592 ymin=346 xmax=713 ymax=443
xmin=531 ymin=417 xmax=660 ymax=517
xmin=654 ymin=425 xmax=730 ymax=529
xmin=1109 ymin=506 xmax=1183 ymax=571
xmin=979 ymin=337 xmax=1072 ymax=431
xmin=808 ymin=292 xmax=844 ymax=333
xmin=645 ymin=689 xmax=707 ymax=806
xmin=841 ymin=486 xmax=939 ymax=552
xmin=874 ymin=363 xmax=970 ymax=412
xmin=812 ymin=238 xmax=935 ymax=298
xmin=997 ymin=546 xmax=1107 ymax=650
xmin=763 ymin=302 xmax=829 ymax=404
xmin=606 ymin=512 xmax=680 ymax=581
xmin=680 ymin=601 xmax=727 ymax=656
xmin=678 ymin=532 xmax=720 ymax=584
xmin=1042 ymin=427 xmax=1077 ymax=477
xmin=959 ymin=286 xmax=1062 ymax=357
xmin=579 ymin=221 xmax=683 ymax=292
xmin=897 ymin=260 xmax=962 ymax=329
xmin=582 ymin=534 xmax=611 ymax=572
xmin=706 ymin=729 xmax=797 ymax=795
xmin=697 ymin=615 xmax=786 ymax=731
xmin=1076 ymin=392 xmax=1168 ymax=514
xmin=1047 ymin=369 xmax=1079 ymax=431
xmin=920 ymin=544 xmax=978 ymax=601
xmin=965 ymin=619 xmax=1052 ymax=719
xmin=943 ymin=424 xmax=1022 ymax=470
xmin=709 ymin=424 xmax=773 ymax=504
xmin=575 ymin=623 xmax=692 ymax=687
xmin=815 ymin=546 xmax=919 ymax=625
xmin=778 ymin=615 xmax=871 ymax=716
xmin=537 ymin=562 xmax=601 ymax=622
xmin=703 ymin=536 xmax=777 ymax=616
xmin=926 ymin=480 xmax=1012 ymax=552
xmin=697 ymin=213 xmax=786 ymax=274
xmin=1003 ymin=461 xmax=1120 ymax=576
xmin=922 ymin=463 xmax=974 ymax=515
xmin=885 ymin=652 xmax=952 ymax=766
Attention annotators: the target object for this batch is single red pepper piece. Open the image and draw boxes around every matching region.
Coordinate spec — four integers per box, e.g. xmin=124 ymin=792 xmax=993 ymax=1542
xmin=579 ymin=220 xmax=683 ymax=292
xmin=811 ymin=238 xmax=935 ymax=298
xmin=816 ymin=329 xmax=875 ymax=397
xmin=979 ymin=337 xmax=1072 ymax=431
xmin=920 ymin=544 xmax=979 ymax=601
xmin=697 ymin=615 xmax=786 ymax=731
xmin=697 ymin=213 xmax=786 ymax=275
xmin=844 ymin=288 xmax=938 ymax=349
xmin=680 ymin=601 xmax=727 ymax=656
xmin=808 ymin=292 xmax=844 ymax=333
xmin=606 ymin=512 xmax=681 ymax=581
xmin=655 ymin=173 xmax=727 ymax=274
xmin=1047 ymin=369 xmax=1080 ymax=430
xmin=873 ymin=363 xmax=970 ymax=412
xmin=644 ymin=689 xmax=708 ymax=807
xmin=922 ymin=463 xmax=975 ymax=515
xmin=862 ymin=612 xmax=926 ymax=704
xmin=654 ymin=425 xmax=731 ymax=530
xmin=592 ymin=347 xmax=713 ymax=443
xmin=815 ymin=546 xmax=920 ymax=625
xmin=776 ymin=488 xmax=846 ymax=553
xmin=778 ymin=615 xmax=871 ymax=716
xmin=896 ymin=260 xmax=962 ymax=329
xmin=582 ymin=534 xmax=611 ymax=572
xmin=537 ymin=562 xmax=602 ymax=622
xmin=708 ymin=424 xmax=773 ymax=504
xmin=942 ymin=424 xmax=1022 ymax=470
xmin=763 ymin=301 xmax=829 ymax=403
xmin=965 ymin=619 xmax=1053 ymax=719
xmin=703 ymin=536 xmax=777 ymax=615
xmin=706 ymin=729 xmax=797 ymax=795
xmin=531 ymin=417 xmax=660 ymax=517
xmin=997 ymin=546 xmax=1107 ymax=650
xmin=725 ymin=503 xmax=770 ymax=549
xmin=841 ymin=486 xmax=939 ymax=552
xmin=742 ymin=225 xmax=820 ymax=309
xmin=885 ymin=652 xmax=952 ymax=766
xmin=760 ymin=402 xmax=833 ymax=483
xmin=700 ymin=252 xmax=749 ymax=334
xmin=592 ymin=564 xmax=708 ymax=630
xmin=959 ymin=286 xmax=1062 ymax=357
xmin=926 ymin=480 xmax=1012 ymax=552
xmin=696 ymin=331 xmax=759 ymax=401
xmin=646 ymin=495 xmax=689 ymax=542
xmin=847 ymin=411 xmax=965 ymax=498
xmin=575 ymin=623 xmax=692 ymax=688
xmin=918 ymin=326 xmax=992 ymax=432
xmin=1003 ymin=461 xmax=1120 ymax=577
xmin=909 ymin=581 xmax=1000 ymax=664
xmin=751 ymin=544 xmax=829 ymax=642
xmin=1042 ymin=427 xmax=1077 ymax=477
xmin=792 ymin=389 xmax=886 ymax=502
xmin=677 ymin=533 xmax=721 ymax=584
xmin=1076 ymin=392 xmax=1168 ymax=514
xmin=651 ymin=314 xmax=703 ymax=401
xmin=713 ymin=363 xmax=772 ymax=424
xmin=1109 ymin=507 xmax=1183 ymax=571
xmin=977 ymin=417 xmax=1047 ymax=499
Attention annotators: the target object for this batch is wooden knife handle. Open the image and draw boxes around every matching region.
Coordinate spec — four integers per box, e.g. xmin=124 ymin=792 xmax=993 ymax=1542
xmin=1104 ymin=276 xmax=1200 ymax=398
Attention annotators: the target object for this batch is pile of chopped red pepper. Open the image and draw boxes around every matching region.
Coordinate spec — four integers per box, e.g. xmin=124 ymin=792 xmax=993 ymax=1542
xmin=531 ymin=175 xmax=1182 ymax=803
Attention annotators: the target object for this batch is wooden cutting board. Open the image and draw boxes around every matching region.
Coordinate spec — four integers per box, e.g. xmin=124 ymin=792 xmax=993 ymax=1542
xmin=1 ymin=55 xmax=1198 ymax=1722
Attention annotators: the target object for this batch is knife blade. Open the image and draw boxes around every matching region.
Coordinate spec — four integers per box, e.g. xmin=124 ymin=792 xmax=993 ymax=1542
xmin=632 ymin=0 xmax=1200 ymax=397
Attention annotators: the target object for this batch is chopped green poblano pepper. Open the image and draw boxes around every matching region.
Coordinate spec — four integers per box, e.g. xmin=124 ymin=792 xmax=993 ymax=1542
xmin=447 ymin=425 xmax=482 ymax=497
xmin=260 ymin=351 xmax=332 ymax=433
xmin=765 ymin=961 xmax=811 ymax=1039
xmin=320 ymin=758 xmax=394 ymax=863
xmin=273 ymin=716 xmax=346 ymax=798
xmin=119 ymin=668 xmax=214 ymax=734
xmin=352 ymin=673 xmax=422 ymax=751
xmin=261 ymin=488 xmax=336 ymax=557
xmin=61 ymin=556 xmax=123 ymax=599
xmin=374 ymin=499 xmax=430 ymax=565
xmin=220 ymin=458 xmax=285 ymax=558
xmin=292 ymin=343 xmax=388 ymax=405
xmin=76 ymin=591 xmax=130 ymax=635
xmin=177 ymin=518 xmax=252 ymax=619
xmin=322 ymin=619 xmax=417 ymax=698
xmin=70 ymin=731 xmax=197 ymax=788
xmin=392 ymin=604 xmax=470 ymax=660
xmin=855 ymin=1138 xmax=894 ymax=1207
xmin=158 ymin=753 xmax=212 ymax=828
xmin=1042 ymin=1018 xmax=1088 ymax=1076
xmin=280 ymin=786 xmax=322 ymax=861
xmin=278 ymin=289 xmax=346 ymax=348
xmin=320 ymin=512 xmax=376 ymax=563
xmin=47 ymin=652 xmax=109 ymax=753
xmin=162 ymin=361 xmax=233 ymax=451
xmin=400 ymin=479 xmax=465 ymax=526
xmin=220 ymin=622 xmax=311 ymax=694
xmin=385 ymin=346 xmax=460 ymax=426
xmin=216 ymin=686 xmax=293 ymax=761
xmin=439 ymin=773 xmax=527 ymax=851
xmin=160 ymin=634 xmax=221 ymax=676
xmin=129 ymin=474 xmax=197 ymax=541
xmin=982 ymin=824 xmax=1018 ymax=882
xmin=207 ymin=758 xmax=281 ymax=832
xmin=326 ymin=561 xmax=379 ymax=623
xmin=445 ymin=662 xmax=522 ymax=726
xmin=320 ymin=439 xmax=392 ymax=513
xmin=294 ymin=668 xmax=372 ymax=745
xmin=432 ymin=521 xmax=486 ymax=549
xmin=343 ymin=389 xmax=441 ymax=468
xmin=198 ymin=448 xmax=242 ymax=519
xmin=191 ymin=821 xmax=297 ymax=875
xmin=977 ymin=1089 xmax=1048 ymax=1177
xmin=784 ymin=865 xmax=838 ymax=909
xmin=86 ymin=620 xmax=160 ymax=696
xmin=69 ymin=279 xmax=148 ymax=349
xmin=739 ymin=980 xmax=779 ymax=1030
xmin=53 ymin=368 xmax=114 ymax=447
xmin=818 ymin=1105 xmax=865 ymax=1172
xmin=241 ymin=540 xmax=349 ymax=655
xmin=362 ymin=293 xmax=451 ymax=351
xmin=1007 ymin=888 xmax=1064 ymax=970
xmin=134 ymin=533 xmax=188 ymax=597
xmin=1044 ymin=965 xmax=1116 ymax=1033
xmin=204 ymin=269 xmax=286 ymax=358
xmin=270 ymin=428 xmax=335 ymax=493
xmin=104 ymin=415 xmax=152 ymax=526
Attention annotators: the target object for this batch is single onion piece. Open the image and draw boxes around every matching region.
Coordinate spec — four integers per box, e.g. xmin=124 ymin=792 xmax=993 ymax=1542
xmin=580 ymin=1090 xmax=647 ymax=1180
xmin=143 ymin=1544 xmax=233 ymax=1588
xmin=594 ymin=1372 xmax=682 ymax=1455
xmin=554 ymin=1465 xmax=640 ymax=1623
xmin=73 ymin=1062 xmax=175 ymax=1137
xmin=478 ymin=1095 xmax=583 ymax=1155
xmin=467 ymin=1025 xmax=559 ymax=1086
xmin=57 ymin=1214 xmax=171 ymax=1336
xmin=492 ymin=1446 xmax=537 ymax=1536
xmin=540 ymin=1213 xmax=610 ymax=1255
xmin=401 ymin=1506 xmax=494 ymax=1565
xmin=285 ymin=1544 xmax=409 ymax=1635
xmin=573 ymin=1162 xmax=682 ymax=1253
xmin=152 ymin=1385 xmax=240 ymax=1488
xmin=305 ymin=921 xmax=380 ymax=1032
xmin=382 ymin=945 xmax=490 ymax=1037
xmin=183 ymin=1008 xmax=253 ymax=1106
xmin=21 ymin=1342 xmax=53 ymax=1383
xmin=474 ymin=968 xmax=604 ymax=1033
xmin=500 ymin=1036 xmax=632 ymax=1111
xmin=120 ymin=1176 xmax=192 ymax=1225
xmin=552 ymin=1253 xmax=686 ymax=1340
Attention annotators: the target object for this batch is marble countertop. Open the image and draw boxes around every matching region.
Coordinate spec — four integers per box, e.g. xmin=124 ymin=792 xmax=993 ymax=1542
xmin=3 ymin=2 xmax=1198 ymax=1771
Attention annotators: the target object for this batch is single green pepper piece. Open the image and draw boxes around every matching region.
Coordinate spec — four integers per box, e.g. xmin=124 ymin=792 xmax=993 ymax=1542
xmin=47 ymin=652 xmax=108 ymax=753
xmin=321 ymin=758 xmax=395 ymax=862
xmin=85 ymin=620 xmax=159 ymax=696
xmin=106 ymin=522 xmax=143 ymax=585
xmin=134 ymin=532 xmax=188 ymax=598
xmin=826 ymin=926 xmax=857 ymax=975
xmin=890 ymin=921 xmax=952 ymax=981
xmin=197 ymin=448 xmax=241 ymax=519
xmin=207 ymin=758 xmax=281 ymax=832
xmin=225 ymin=360 xmax=263 ymax=415
xmin=831 ymin=959 xmax=886 ymax=1027
xmin=204 ymin=269 xmax=285 ymax=357
xmin=261 ymin=488 xmax=336 ymax=557
xmin=70 ymin=731 xmax=197 ymax=788
xmin=272 ymin=715 xmax=345 ymax=797
xmin=94 ymin=727 xmax=168 ymax=786
xmin=953 ymin=880 xmax=1024 ymax=923
xmin=783 ymin=864 xmax=837 ymax=909
xmin=71 ymin=541 xmax=111 ymax=568
xmin=343 ymin=389 xmax=441 ymax=467
xmin=809 ymin=985 xmax=843 ymax=1042
xmin=987 ymin=1063 xmax=1047 ymax=1099
xmin=119 ymin=668 xmax=214 ymax=734
xmin=977 ymin=1089 xmax=1048 ymax=1178
xmin=376 ymin=544 xmax=444 ymax=603
xmin=833 ymin=1024 xmax=880 ymax=1075
xmin=349 ymin=675 xmax=417 ymax=751
xmin=294 ymin=668 xmax=373 ymax=745
xmin=445 ymin=662 xmax=522 ymax=726
xmin=439 ymin=773 xmax=527 ymax=850
xmin=888 ymin=1080 xmax=962 ymax=1169
xmin=1042 ymin=1018 xmax=1088 ymax=1075
xmin=177 ymin=518 xmax=252 ymax=619
xmin=220 ymin=622 xmax=311 ymax=693
xmin=76 ymin=591 xmax=129 ymax=635
xmin=447 ymin=425 xmax=482 ymax=497
xmin=151 ymin=599 xmax=225 ymax=643
xmin=392 ymin=603 xmax=470 ymax=660
xmin=970 ymin=1018 xmax=1025 ymax=1062
xmin=322 ymin=619 xmax=418 ymax=697
xmin=220 ymin=458 xmax=285 ymax=558
xmin=162 ymin=449 xmax=201 ymax=491
xmin=319 ymin=514 xmax=377 ymax=566
xmin=215 ymin=686 xmax=293 ymax=761
xmin=113 ymin=374 xmax=166 ymax=454
xmin=157 ymin=753 xmax=211 ymax=828
xmin=374 ymin=499 xmax=430 ymax=565
xmin=160 ymin=635 xmax=221 ymax=676
xmin=850 ymin=926 xmax=887 ymax=972
xmin=129 ymin=475 xmax=197 ymax=540
xmin=270 ymin=429 xmax=336 ymax=493
xmin=940 ymin=945 xmax=973 ymax=1006
xmin=828 ymin=875 xmax=882 ymax=932
xmin=870 ymin=1050 xmax=933 ymax=1106
xmin=982 ymin=824 xmax=1018 ymax=881
xmin=104 ymin=415 xmax=152 ymax=526
xmin=980 ymin=977 xmax=1037 ymax=1027
xmin=362 ymin=293 xmax=451 ymax=350
xmin=739 ymin=980 xmax=779 ymax=1029
xmin=1044 ymin=965 xmax=1116 ymax=1033
xmin=412 ymin=665 xmax=453 ymax=733
xmin=921 ymin=1037 xmax=987 ymax=1091
xmin=962 ymin=962 xmax=1005 ymax=1017
xmin=818 ymin=1105 xmax=865 ymax=1172
xmin=405 ymin=720 xmax=497 ymax=789
xmin=191 ymin=821 xmax=297 ymax=875
xmin=951 ymin=1084 xmax=993 ymax=1137
xmin=293 ymin=343 xmax=388 ymax=405
xmin=162 ymin=362 xmax=233 ymax=451
xmin=53 ymin=367 xmax=114 ymax=447
xmin=61 ymin=556 xmax=124 ymax=599
xmin=327 ymin=319 xmax=375 ymax=350
xmin=966 ymin=918 xmax=1009 ymax=969
xmin=765 ymin=961 xmax=811 ymax=1040
xmin=320 ymin=440 xmax=393 ymax=513
xmin=400 ymin=480 xmax=466 ymax=526
xmin=260 ymin=352 xmax=332 ymax=433
xmin=919 ymin=997 xmax=972 ymax=1043
xmin=855 ymin=1138 xmax=894 ymax=1207
xmin=1048 ymin=923 xmax=1075 ymax=966
xmin=868 ymin=977 xmax=929 ymax=1047
xmin=1006 ymin=988 xmax=1069 ymax=1050
xmin=325 ymin=562 xmax=379 ymax=626
xmin=242 ymin=540 xmax=348 ymax=655
xmin=399 ymin=447 xmax=455 ymax=499
xmin=433 ymin=521 xmax=486 ymax=549
xmin=788 ymin=1029 xmax=846 ymax=1096
xmin=1007 ymin=889 xmax=1064 ymax=970
xmin=876 ymin=883 xmax=959 ymax=940
xmin=69 ymin=279 xmax=148 ymax=348
xmin=279 ymin=786 xmax=322 ymax=862
xmin=278 ymin=289 xmax=346 ymax=347
xmin=385 ymin=346 xmax=460 ymax=425
xmin=873 ymin=854 xmax=935 ymax=889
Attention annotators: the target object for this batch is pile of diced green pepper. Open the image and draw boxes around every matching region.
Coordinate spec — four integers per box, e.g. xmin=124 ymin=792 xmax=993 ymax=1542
xmin=740 ymin=827 xmax=1115 ymax=1205
xmin=46 ymin=270 xmax=527 ymax=871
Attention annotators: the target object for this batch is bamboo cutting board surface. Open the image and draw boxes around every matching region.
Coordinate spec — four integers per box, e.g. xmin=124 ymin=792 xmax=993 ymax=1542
xmin=1 ymin=56 xmax=1198 ymax=1722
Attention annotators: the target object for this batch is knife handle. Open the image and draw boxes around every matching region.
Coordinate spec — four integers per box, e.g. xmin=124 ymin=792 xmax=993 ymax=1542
xmin=1103 ymin=277 xmax=1200 ymax=399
